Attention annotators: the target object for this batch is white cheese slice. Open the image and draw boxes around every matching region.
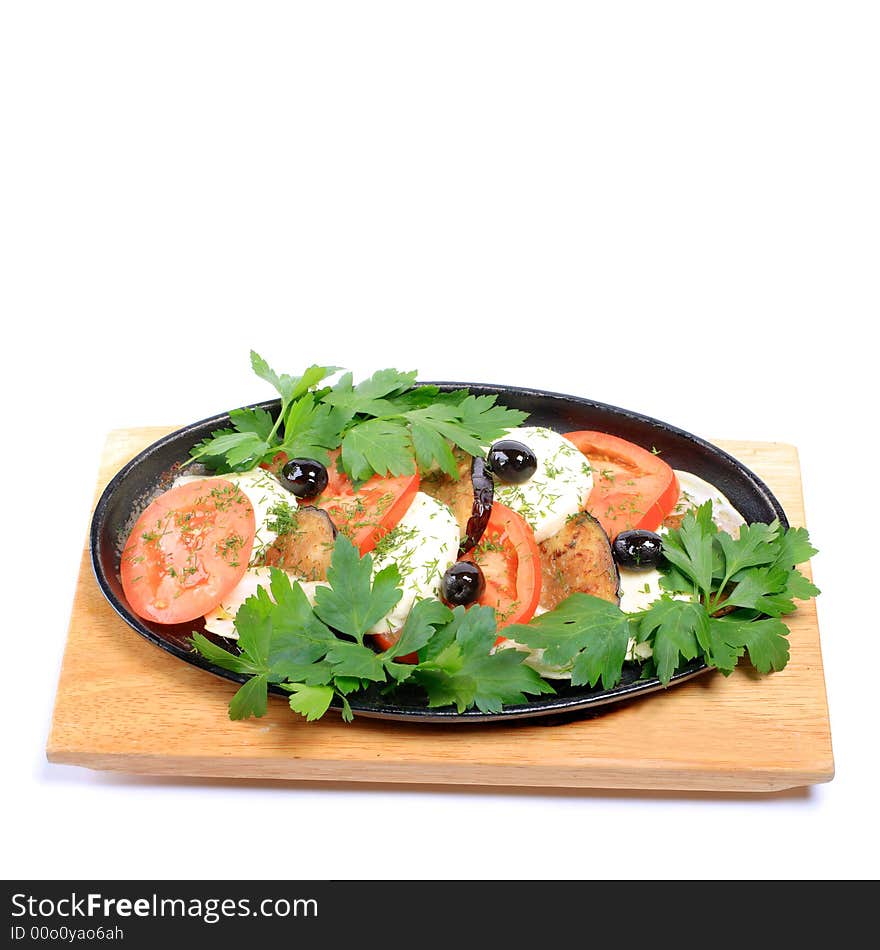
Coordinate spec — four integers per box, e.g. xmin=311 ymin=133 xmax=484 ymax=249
xmin=619 ymin=566 xmax=666 ymax=614
xmin=367 ymin=491 xmax=459 ymax=635
xmin=670 ymin=470 xmax=745 ymax=536
xmin=489 ymin=426 xmax=593 ymax=543
xmin=619 ymin=566 xmax=666 ymax=662
xmin=203 ymin=566 xmax=275 ymax=639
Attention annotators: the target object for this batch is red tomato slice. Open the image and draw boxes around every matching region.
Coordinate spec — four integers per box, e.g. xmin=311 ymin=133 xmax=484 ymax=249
xmin=564 ymin=431 xmax=679 ymax=539
xmin=120 ymin=479 xmax=256 ymax=624
xmin=463 ymin=502 xmax=542 ymax=633
xmin=309 ymin=455 xmax=420 ymax=555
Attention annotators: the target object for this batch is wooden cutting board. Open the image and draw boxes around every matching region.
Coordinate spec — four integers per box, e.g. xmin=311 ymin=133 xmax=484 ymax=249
xmin=46 ymin=428 xmax=833 ymax=792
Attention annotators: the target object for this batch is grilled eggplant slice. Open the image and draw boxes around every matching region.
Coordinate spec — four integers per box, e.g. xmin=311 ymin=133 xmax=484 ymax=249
xmin=263 ymin=505 xmax=337 ymax=580
xmin=538 ymin=510 xmax=620 ymax=610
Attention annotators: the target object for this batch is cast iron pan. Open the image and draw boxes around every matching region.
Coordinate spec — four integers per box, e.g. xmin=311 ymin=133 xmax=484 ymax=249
xmin=90 ymin=383 xmax=788 ymax=723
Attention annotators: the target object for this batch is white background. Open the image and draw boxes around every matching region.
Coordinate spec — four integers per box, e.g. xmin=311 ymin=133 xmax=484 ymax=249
xmin=2 ymin=2 xmax=878 ymax=880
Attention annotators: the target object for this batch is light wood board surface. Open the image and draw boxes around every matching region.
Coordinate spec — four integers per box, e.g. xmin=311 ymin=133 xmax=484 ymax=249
xmin=46 ymin=428 xmax=833 ymax=792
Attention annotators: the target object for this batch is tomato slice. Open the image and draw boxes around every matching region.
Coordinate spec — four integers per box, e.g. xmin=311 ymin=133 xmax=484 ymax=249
xmin=120 ymin=479 xmax=256 ymax=624
xmin=463 ymin=502 xmax=542 ymax=632
xmin=308 ymin=455 xmax=420 ymax=555
xmin=564 ymin=431 xmax=679 ymax=539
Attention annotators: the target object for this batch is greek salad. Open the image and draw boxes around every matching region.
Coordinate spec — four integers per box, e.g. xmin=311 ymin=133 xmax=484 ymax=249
xmin=118 ymin=354 xmax=819 ymax=722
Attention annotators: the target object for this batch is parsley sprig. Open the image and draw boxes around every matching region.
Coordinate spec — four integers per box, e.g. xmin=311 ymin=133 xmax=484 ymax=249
xmin=507 ymin=501 xmax=819 ymax=688
xmin=188 ymin=352 xmax=528 ymax=482
xmin=192 ymin=502 xmax=818 ymax=721
xmin=187 ymin=353 xmax=345 ymax=471
xmin=190 ymin=534 xmax=552 ymax=722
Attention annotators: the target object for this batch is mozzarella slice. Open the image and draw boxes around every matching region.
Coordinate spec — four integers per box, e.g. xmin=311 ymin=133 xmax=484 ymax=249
xmin=203 ymin=566 xmax=275 ymax=639
xmin=367 ymin=491 xmax=459 ymax=634
xmin=617 ymin=567 xmax=693 ymax=662
xmin=620 ymin=567 xmax=659 ymax=660
xmin=670 ymin=470 xmax=745 ymax=535
xmin=618 ymin=566 xmax=666 ymax=614
xmin=174 ymin=467 xmax=295 ymax=564
xmin=489 ymin=426 xmax=593 ymax=543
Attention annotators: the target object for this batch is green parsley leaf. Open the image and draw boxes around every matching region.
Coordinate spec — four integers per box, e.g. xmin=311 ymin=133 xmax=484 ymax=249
xmin=189 ymin=632 xmax=264 ymax=675
xmin=278 ymin=394 xmax=350 ymax=466
xmin=340 ymin=419 xmax=416 ymax=482
xmin=507 ymin=594 xmax=632 ymax=689
xmin=326 ymin=374 xmax=526 ymax=480
xmin=661 ymin=503 xmax=716 ymax=598
xmin=784 ymin=570 xmax=821 ymax=601
xmin=722 ymin=565 xmax=794 ymax=616
xmin=276 ymin=661 xmax=335 ymax=687
xmin=658 ymin=565 xmax=697 ymax=595
xmin=264 ymin=569 xmax=337 ymax=676
xmin=189 ymin=353 xmax=529 ymax=481
xmin=410 ymin=419 xmax=460 ymax=478
xmin=332 ymin=676 xmax=365 ymax=695
xmin=249 ymin=350 xmax=287 ymax=399
xmin=190 ymin=355 xmax=341 ymax=472
xmin=286 ymin=684 xmax=335 ymax=722
xmin=323 ymin=368 xmax=419 ymax=416
xmin=711 ymin=616 xmax=790 ymax=674
xmin=395 ymin=396 xmax=528 ymax=462
xmin=451 ymin=394 xmax=529 ymax=454
xmin=325 ymin=640 xmax=388 ymax=681
xmin=404 ymin=403 xmax=474 ymax=447
xmin=467 ymin=649 xmax=556 ymax=713
xmin=409 ymin=666 xmax=472 ymax=712
xmin=385 ymin=598 xmax=454 ymax=660
xmin=451 ymin=602 xmax=498 ymax=655
xmin=638 ymin=598 xmax=708 ymax=685
xmin=770 ymin=526 xmax=819 ymax=570
xmin=650 ymin=504 xmax=820 ymax=680
xmin=312 ymin=535 xmax=403 ymax=644
xmin=189 ymin=430 xmax=268 ymax=472
xmin=716 ymin=521 xmax=781 ymax=578
xmin=250 ymin=351 xmax=339 ymax=406
xmin=228 ymin=673 xmax=269 ymax=720
xmin=412 ymin=606 xmax=553 ymax=712
xmin=233 ymin=585 xmax=274 ymax=670
xmin=703 ymin=621 xmax=745 ymax=674
xmin=228 ymin=406 xmax=274 ymax=439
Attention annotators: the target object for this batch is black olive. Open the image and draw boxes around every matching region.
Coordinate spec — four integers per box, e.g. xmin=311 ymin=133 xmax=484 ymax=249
xmin=279 ymin=458 xmax=329 ymax=499
xmin=612 ymin=530 xmax=664 ymax=569
xmin=440 ymin=561 xmax=486 ymax=607
xmin=487 ymin=439 xmax=538 ymax=484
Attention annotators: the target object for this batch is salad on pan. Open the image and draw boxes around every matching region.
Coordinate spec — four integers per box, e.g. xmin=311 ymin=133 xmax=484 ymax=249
xmin=119 ymin=353 xmax=819 ymax=722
